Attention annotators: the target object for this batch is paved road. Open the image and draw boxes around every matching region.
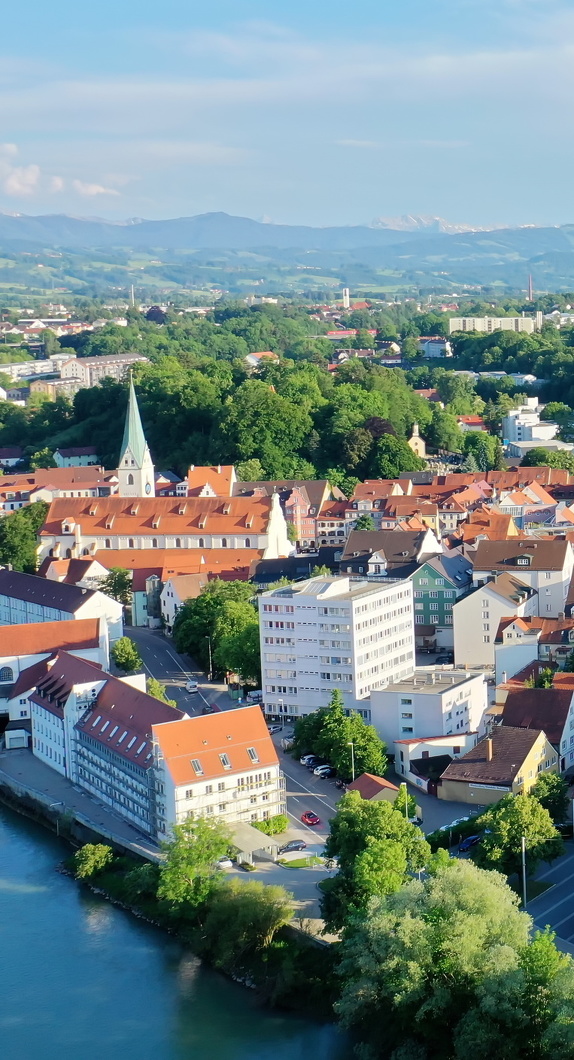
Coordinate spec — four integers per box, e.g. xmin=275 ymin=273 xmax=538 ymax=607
xmin=127 ymin=627 xmax=237 ymax=716
xmin=528 ymin=841 xmax=574 ymax=950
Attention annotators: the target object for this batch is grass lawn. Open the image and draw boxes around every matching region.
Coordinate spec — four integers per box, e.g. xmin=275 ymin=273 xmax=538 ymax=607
xmin=277 ymin=856 xmax=323 ymax=869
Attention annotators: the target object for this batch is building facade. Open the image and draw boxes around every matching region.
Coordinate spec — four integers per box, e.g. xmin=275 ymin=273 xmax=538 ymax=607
xmin=259 ymin=574 xmax=415 ymax=718
xmin=370 ymin=670 xmax=487 ymax=746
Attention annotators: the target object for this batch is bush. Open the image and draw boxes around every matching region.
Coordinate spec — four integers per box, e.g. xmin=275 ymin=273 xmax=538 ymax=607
xmin=252 ymin=814 xmax=289 ymax=836
xmin=73 ymin=843 xmax=115 ymax=879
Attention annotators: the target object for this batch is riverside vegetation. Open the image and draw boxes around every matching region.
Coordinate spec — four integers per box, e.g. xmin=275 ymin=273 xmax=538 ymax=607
xmin=69 ymin=767 xmax=574 ymax=1058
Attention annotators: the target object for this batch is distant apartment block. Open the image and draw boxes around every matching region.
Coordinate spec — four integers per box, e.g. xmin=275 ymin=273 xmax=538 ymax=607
xmin=448 ymin=314 xmax=542 ymax=334
xmin=60 ymin=353 xmax=148 ymax=388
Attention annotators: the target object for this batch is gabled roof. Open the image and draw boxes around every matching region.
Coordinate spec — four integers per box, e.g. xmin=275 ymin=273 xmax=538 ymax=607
xmin=473 ymin=572 xmax=537 ymax=605
xmin=153 ymin=704 xmax=278 ymax=785
xmin=341 ymin=529 xmax=428 ymax=564
xmin=501 ymin=688 xmax=573 ymax=746
xmin=40 ymin=496 xmax=275 ymax=537
xmin=186 ymin=465 xmax=235 ymax=496
xmin=346 ymin=772 xmax=399 ymax=799
xmin=473 ymin=538 xmax=570 ymax=572
xmin=0 ymin=568 xmax=96 ymax=613
xmin=495 ymin=615 xmax=574 ymax=644
xmin=0 ymin=617 xmax=101 ymax=657
xmin=440 ymin=726 xmax=544 ymax=786
xmin=55 ymin=446 xmax=98 ymax=458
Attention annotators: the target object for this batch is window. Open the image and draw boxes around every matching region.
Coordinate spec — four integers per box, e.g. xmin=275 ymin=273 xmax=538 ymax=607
xmin=0 ymin=666 xmax=13 ymax=682
xmin=218 ymin=781 xmax=225 ymax=792
xmin=219 ymin=804 xmax=227 ymax=812
xmin=452 ymin=746 xmax=461 ymax=754
xmin=222 ymin=538 xmax=228 ymax=548
xmin=191 ymin=758 xmax=203 ymax=775
xmin=128 ymin=538 xmax=134 ymax=548
xmin=199 ymin=537 xmax=204 ymax=548
xmin=483 ymin=623 xmax=489 ymax=631
xmin=185 ymin=789 xmax=193 ymax=799
xmin=175 ymin=538 xmax=181 ymax=548
xmin=401 ymin=726 xmax=414 ymax=734
xmin=245 ymin=538 xmax=251 ymax=548
xmin=483 ymin=635 xmax=490 ymax=643
xmin=247 ymin=747 xmax=259 ymax=763
xmin=219 ymin=753 xmax=231 ymax=769
xmin=105 ymin=538 xmax=111 ymax=548
xmin=401 ymin=712 xmax=413 ymax=719
xmin=152 ymin=538 xmax=158 ymax=548
xmin=414 ymin=591 xmax=423 ymax=598
xmin=205 ymin=784 xmax=213 ymax=794
xmin=429 ymin=591 xmax=438 ymax=598
xmin=127 ymin=473 xmax=134 ymax=485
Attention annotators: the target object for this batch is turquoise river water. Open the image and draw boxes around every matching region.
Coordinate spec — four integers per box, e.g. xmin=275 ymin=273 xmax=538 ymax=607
xmin=0 ymin=805 xmax=351 ymax=1060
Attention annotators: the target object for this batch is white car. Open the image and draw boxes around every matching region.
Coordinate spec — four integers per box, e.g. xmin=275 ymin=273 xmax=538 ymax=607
xmin=216 ymin=856 xmax=233 ymax=869
xmin=185 ymin=679 xmax=199 ymax=693
xmin=267 ymin=725 xmax=282 ymax=735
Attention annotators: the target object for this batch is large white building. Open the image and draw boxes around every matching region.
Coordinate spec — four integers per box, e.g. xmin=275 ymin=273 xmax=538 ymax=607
xmin=472 ymin=538 xmax=574 ymax=620
xmin=259 ymin=575 xmax=415 ymax=718
xmin=448 ymin=315 xmax=541 ymax=334
xmin=370 ymin=670 xmax=487 ymax=746
xmin=501 ymin=404 xmax=558 ymax=446
xmin=0 ymin=568 xmax=123 ymax=641
xmin=152 ymin=705 xmax=286 ymax=835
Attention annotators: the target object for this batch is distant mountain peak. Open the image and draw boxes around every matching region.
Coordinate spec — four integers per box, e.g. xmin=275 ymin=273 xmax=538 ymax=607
xmin=370 ymin=214 xmax=509 ymax=234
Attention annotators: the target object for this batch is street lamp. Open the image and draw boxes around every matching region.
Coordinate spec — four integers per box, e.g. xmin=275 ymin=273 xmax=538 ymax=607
xmin=348 ymin=741 xmax=355 ymax=782
xmin=521 ymin=835 xmax=527 ymax=909
xmin=205 ymin=636 xmax=212 ymax=681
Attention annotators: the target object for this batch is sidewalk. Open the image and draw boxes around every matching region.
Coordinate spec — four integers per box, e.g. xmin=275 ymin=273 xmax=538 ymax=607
xmin=0 ymin=749 xmax=160 ymax=860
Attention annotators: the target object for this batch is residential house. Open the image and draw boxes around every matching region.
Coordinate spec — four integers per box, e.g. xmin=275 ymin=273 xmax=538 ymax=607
xmin=497 ymin=482 xmax=557 ymax=530
xmin=393 ymin=732 xmax=478 ymax=794
xmin=38 ymin=556 xmax=110 ymax=590
xmin=243 ymin=351 xmax=280 ymax=370
xmin=161 ymin=574 xmax=209 ymax=633
xmin=438 ymin=726 xmax=558 ymax=805
xmin=450 ymin=504 xmax=519 ymax=546
xmin=339 ymin=528 xmax=442 ymax=579
xmin=497 ymin=676 xmax=574 ymax=773
xmin=472 ymin=538 xmax=574 ymax=618
xmin=38 ymin=494 xmax=291 ymax=563
xmin=494 ymin=615 xmax=574 ymax=685
xmin=369 ymin=669 xmax=487 ymax=747
xmin=152 ymin=705 xmax=286 ymax=835
xmin=0 ymin=617 xmax=109 ymax=721
xmin=411 ymin=552 xmax=473 ymax=650
xmin=0 ymin=568 xmax=123 ymax=641
xmin=453 ymin=572 xmax=538 ymax=668
xmin=259 ymin=575 xmax=415 ymax=718
xmin=316 ymin=500 xmax=348 ymax=546
xmin=0 ymin=447 xmax=23 ymax=468
xmin=54 ymin=446 xmax=99 ymax=468
xmin=233 ymin=478 xmax=344 ymax=548
xmin=457 ymin=416 xmax=486 ymax=432
xmin=418 ymin=336 xmax=453 ymax=357
xmin=187 ymin=465 xmax=236 ymax=497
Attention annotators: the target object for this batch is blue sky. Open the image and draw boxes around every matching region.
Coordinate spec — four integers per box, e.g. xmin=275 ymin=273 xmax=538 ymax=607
xmin=0 ymin=0 xmax=572 ymax=226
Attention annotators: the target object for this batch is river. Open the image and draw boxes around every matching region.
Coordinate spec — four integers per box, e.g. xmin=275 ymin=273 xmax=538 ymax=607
xmin=0 ymin=806 xmax=350 ymax=1060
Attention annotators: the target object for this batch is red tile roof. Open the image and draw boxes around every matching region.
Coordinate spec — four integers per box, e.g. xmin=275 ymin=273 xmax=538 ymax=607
xmin=153 ymin=704 xmax=278 ymax=785
xmin=0 ymin=617 xmax=101 ymax=657
xmin=346 ymin=772 xmax=399 ymax=799
xmin=40 ymin=496 xmax=274 ymax=537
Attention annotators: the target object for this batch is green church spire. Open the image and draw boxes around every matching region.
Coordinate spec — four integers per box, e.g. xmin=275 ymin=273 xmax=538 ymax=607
xmin=119 ymin=374 xmax=148 ymax=468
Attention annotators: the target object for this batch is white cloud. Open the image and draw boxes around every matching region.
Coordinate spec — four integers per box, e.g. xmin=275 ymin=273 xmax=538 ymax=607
xmin=49 ymin=175 xmax=64 ymax=192
xmin=0 ymin=143 xmax=18 ymax=158
xmin=72 ymin=179 xmax=120 ymax=197
xmin=2 ymin=163 xmax=40 ymax=196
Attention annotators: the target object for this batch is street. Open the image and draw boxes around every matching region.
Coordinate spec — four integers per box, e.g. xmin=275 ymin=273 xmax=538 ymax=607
xmin=528 ymin=841 xmax=574 ymax=953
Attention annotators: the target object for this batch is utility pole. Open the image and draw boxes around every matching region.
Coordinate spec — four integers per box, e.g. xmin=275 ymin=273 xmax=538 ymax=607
xmin=521 ymin=835 xmax=527 ymax=909
xmin=206 ymin=635 xmax=212 ymax=681
xmin=348 ymin=741 xmax=355 ymax=782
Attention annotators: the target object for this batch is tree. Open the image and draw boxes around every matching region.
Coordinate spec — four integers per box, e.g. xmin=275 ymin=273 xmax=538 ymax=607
xmin=73 ymin=843 xmax=114 ymax=879
xmin=100 ymin=567 xmax=133 ymax=606
xmin=462 ymin=430 xmax=499 ymax=471
xmin=0 ymin=501 xmax=48 ymax=572
xmin=236 ymin=457 xmax=266 ymax=481
xmin=475 ymin=793 xmax=564 ymax=877
xmin=158 ymin=816 xmax=232 ymax=909
xmin=564 ymin=649 xmax=574 ymax=672
xmin=354 ymin=513 xmax=376 ymax=531
xmin=201 ymin=878 xmax=293 ymax=971
xmin=310 ymin=564 xmax=332 ymax=576
xmin=252 ymin=813 xmax=289 ymax=836
xmin=521 ymin=448 xmax=574 ymax=472
xmin=393 ymin=785 xmax=417 ymax=820
xmin=531 ymin=773 xmax=570 ymax=824
xmin=146 ymin=677 xmax=177 ymax=708
xmin=370 ymin=435 xmax=425 ymax=478
xmin=336 ymin=861 xmax=574 ymax=1060
xmin=173 ymin=580 xmax=254 ymax=670
xmin=215 ymin=622 xmax=261 ymax=683
xmin=29 ymin=447 xmax=56 ymax=469
xmin=286 ymin=521 xmax=298 ymax=543
xmin=313 ymin=690 xmax=388 ymax=779
xmin=111 ymin=636 xmax=142 ymax=674
xmin=321 ymin=790 xmax=430 ymax=930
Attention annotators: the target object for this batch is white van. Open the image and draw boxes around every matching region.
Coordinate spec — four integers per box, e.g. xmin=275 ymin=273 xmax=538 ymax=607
xmin=185 ymin=679 xmax=199 ymax=694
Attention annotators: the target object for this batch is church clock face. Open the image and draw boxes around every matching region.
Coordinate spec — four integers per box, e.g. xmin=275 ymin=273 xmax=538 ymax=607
xmin=145 ymin=482 xmax=151 ymax=495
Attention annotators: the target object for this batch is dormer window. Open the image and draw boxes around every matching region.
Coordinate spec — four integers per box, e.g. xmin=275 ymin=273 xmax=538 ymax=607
xmin=517 ymin=556 xmax=530 ymax=566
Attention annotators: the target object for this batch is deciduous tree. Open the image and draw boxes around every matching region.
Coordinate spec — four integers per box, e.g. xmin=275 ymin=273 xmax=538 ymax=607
xmin=158 ymin=816 xmax=231 ymax=909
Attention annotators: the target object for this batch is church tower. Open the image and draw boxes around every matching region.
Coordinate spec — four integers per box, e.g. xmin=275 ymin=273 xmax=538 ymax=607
xmin=117 ymin=375 xmax=155 ymax=497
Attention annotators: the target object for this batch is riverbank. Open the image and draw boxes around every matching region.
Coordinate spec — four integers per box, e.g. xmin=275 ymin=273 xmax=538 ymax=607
xmin=0 ymin=803 xmax=350 ymax=1060
xmin=66 ymin=843 xmax=340 ymax=1020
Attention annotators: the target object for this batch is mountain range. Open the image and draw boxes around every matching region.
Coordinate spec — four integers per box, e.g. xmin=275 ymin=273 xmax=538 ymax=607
xmin=2 ymin=211 xmax=574 ymax=291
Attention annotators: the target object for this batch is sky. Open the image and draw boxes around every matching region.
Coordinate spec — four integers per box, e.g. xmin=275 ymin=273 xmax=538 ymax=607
xmin=1 ymin=0 xmax=573 ymax=227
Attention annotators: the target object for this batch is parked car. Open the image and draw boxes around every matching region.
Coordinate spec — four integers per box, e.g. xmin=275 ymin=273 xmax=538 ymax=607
xmin=314 ymin=764 xmax=335 ymax=777
xmin=246 ymin=690 xmax=263 ymax=704
xmin=459 ymin=835 xmax=481 ymax=852
xmin=301 ymin=811 xmax=321 ymax=826
xmin=300 ymin=754 xmax=317 ymax=765
xmin=267 ymin=725 xmax=282 ymax=735
xmin=185 ymin=679 xmax=199 ymax=693
xmin=215 ymin=855 xmax=234 ymax=868
xmin=278 ymin=840 xmax=307 ymax=854
xmin=436 ymin=653 xmax=454 ymax=664
xmin=305 ymin=757 xmax=324 ymax=770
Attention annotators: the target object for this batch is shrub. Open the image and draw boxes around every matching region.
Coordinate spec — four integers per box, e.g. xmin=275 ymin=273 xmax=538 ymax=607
xmin=252 ymin=814 xmax=289 ymax=836
xmin=73 ymin=843 xmax=115 ymax=879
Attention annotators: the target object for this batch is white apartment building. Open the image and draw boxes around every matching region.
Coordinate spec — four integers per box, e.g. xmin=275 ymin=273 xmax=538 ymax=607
xmin=448 ymin=315 xmax=541 ymax=335
xmin=370 ymin=670 xmax=487 ymax=747
xmin=60 ymin=353 xmax=148 ymax=387
xmin=152 ymin=706 xmax=286 ymax=835
xmin=453 ymin=573 xmax=538 ymax=669
xmin=501 ymin=405 xmax=558 ymax=446
xmin=393 ymin=732 xmax=479 ymax=792
xmin=472 ymin=538 xmax=574 ymax=620
xmin=0 ymin=568 xmax=123 ymax=641
xmin=259 ymin=575 xmax=415 ymax=718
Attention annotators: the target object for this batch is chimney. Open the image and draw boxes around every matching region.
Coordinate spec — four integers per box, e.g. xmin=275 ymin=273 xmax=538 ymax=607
xmin=485 ymin=737 xmax=493 ymax=762
xmin=501 ymin=671 xmax=507 ymax=685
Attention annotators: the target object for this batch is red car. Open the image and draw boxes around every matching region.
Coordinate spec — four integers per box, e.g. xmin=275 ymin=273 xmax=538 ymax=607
xmin=301 ymin=811 xmax=321 ymax=826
